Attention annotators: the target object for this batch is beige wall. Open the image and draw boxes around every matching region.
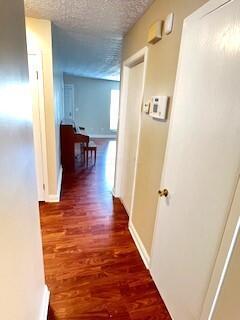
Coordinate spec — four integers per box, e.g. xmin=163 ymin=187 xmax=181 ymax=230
xmin=213 ymin=231 xmax=240 ymax=319
xmin=0 ymin=0 xmax=45 ymax=318
xmin=25 ymin=17 xmax=61 ymax=196
xmin=123 ymin=0 xmax=208 ymax=254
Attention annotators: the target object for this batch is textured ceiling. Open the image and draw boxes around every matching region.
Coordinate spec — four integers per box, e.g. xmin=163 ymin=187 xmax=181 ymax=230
xmin=24 ymin=0 xmax=154 ymax=80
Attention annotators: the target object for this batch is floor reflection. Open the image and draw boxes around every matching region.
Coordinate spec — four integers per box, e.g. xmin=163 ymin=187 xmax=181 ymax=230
xmin=41 ymin=138 xmax=170 ymax=319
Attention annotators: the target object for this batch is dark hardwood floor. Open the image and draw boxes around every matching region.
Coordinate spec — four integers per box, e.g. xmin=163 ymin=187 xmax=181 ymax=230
xmin=40 ymin=139 xmax=171 ymax=320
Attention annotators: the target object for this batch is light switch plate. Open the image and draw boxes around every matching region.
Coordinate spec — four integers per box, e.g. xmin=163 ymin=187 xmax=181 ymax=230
xmin=143 ymin=100 xmax=151 ymax=114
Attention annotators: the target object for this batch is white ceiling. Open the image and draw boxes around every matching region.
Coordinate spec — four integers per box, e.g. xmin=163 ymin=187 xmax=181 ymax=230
xmin=24 ymin=0 xmax=154 ymax=81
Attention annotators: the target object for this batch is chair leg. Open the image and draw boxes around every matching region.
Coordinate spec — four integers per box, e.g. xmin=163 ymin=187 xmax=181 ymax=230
xmin=81 ymin=145 xmax=84 ymax=163
xmin=86 ymin=149 xmax=88 ymax=167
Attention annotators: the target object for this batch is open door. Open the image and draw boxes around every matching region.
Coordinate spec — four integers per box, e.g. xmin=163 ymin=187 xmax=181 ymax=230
xmin=114 ymin=47 xmax=148 ymax=217
xmin=120 ymin=61 xmax=144 ymax=214
xmin=151 ymin=0 xmax=240 ymax=319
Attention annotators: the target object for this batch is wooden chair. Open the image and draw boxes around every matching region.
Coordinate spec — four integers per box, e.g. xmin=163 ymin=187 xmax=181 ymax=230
xmin=76 ymin=133 xmax=89 ymax=165
xmin=83 ymin=140 xmax=97 ymax=167
xmin=74 ymin=131 xmax=97 ymax=167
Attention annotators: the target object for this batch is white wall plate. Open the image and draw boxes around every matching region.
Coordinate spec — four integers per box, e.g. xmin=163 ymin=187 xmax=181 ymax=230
xmin=164 ymin=13 xmax=174 ymax=35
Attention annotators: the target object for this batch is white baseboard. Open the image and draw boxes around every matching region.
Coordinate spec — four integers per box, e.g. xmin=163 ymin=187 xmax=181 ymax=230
xmin=39 ymin=285 xmax=50 ymax=320
xmin=112 ymin=186 xmax=120 ymax=198
xmin=112 ymin=187 xmax=119 ymax=198
xmin=90 ymin=134 xmax=116 ymax=139
xmin=129 ymin=221 xmax=150 ymax=269
xmin=56 ymin=165 xmax=63 ymax=200
xmin=47 ymin=166 xmax=63 ymax=203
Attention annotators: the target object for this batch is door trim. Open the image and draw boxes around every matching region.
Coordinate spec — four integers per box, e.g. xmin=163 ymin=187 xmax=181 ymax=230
xmin=114 ymin=47 xmax=148 ymax=222
xmin=28 ymin=52 xmax=49 ymax=201
xmin=39 ymin=285 xmax=50 ymax=320
xmin=184 ymin=0 xmax=232 ymax=23
xmin=64 ymin=84 xmax=75 ymax=121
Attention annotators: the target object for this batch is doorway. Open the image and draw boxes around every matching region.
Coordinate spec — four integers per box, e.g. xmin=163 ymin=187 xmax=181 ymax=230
xmin=28 ymin=54 xmax=48 ymax=201
xmin=64 ymin=84 xmax=74 ymax=121
xmin=150 ymin=0 xmax=240 ymax=319
xmin=114 ymin=47 xmax=148 ymax=216
xmin=120 ymin=62 xmax=144 ymax=213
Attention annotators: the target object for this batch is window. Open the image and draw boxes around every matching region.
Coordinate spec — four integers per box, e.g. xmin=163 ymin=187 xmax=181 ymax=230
xmin=110 ymin=89 xmax=120 ymax=131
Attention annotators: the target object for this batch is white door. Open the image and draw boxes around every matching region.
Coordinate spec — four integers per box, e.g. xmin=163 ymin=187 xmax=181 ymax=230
xmin=64 ymin=84 xmax=74 ymax=121
xmin=151 ymin=1 xmax=240 ymax=319
xmin=121 ymin=62 xmax=144 ymax=214
xmin=28 ymin=54 xmax=45 ymax=201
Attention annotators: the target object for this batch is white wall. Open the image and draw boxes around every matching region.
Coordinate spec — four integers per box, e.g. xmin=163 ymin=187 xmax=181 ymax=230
xmin=0 ymin=0 xmax=46 ymax=319
xmin=64 ymin=74 xmax=119 ymax=137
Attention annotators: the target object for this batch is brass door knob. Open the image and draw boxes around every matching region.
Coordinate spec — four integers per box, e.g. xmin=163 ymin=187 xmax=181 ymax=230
xmin=158 ymin=189 xmax=169 ymax=197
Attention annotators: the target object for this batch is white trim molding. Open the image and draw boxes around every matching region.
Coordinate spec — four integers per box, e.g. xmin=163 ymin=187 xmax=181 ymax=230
xmin=129 ymin=221 xmax=150 ymax=269
xmin=28 ymin=52 xmax=49 ymax=202
xmin=39 ymin=285 xmax=50 ymax=320
xmin=114 ymin=46 xmax=148 ymax=220
xmin=111 ymin=187 xmax=118 ymax=198
xmin=57 ymin=165 xmax=63 ymax=200
xmin=47 ymin=166 xmax=63 ymax=203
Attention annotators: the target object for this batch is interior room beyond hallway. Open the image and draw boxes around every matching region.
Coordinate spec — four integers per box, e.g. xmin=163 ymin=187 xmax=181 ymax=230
xmin=64 ymin=74 xmax=120 ymax=138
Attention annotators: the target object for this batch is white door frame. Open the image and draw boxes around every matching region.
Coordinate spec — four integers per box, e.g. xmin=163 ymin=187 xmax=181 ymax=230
xmin=150 ymin=0 xmax=239 ymax=319
xmin=28 ymin=52 xmax=49 ymax=201
xmin=113 ymin=47 xmax=148 ymax=220
xmin=64 ymin=84 xmax=75 ymax=121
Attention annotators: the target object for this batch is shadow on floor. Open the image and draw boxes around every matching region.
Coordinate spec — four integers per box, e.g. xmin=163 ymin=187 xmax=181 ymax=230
xmin=47 ymin=305 xmax=56 ymax=320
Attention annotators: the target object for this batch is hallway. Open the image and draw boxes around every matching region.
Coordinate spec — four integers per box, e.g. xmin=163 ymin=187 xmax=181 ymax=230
xmin=40 ymin=139 xmax=171 ymax=319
